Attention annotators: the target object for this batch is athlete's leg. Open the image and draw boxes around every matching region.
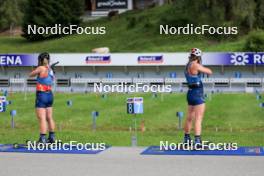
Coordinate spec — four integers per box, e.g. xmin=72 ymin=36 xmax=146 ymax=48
xmin=193 ymin=103 xmax=205 ymax=143
xmin=46 ymin=107 xmax=55 ymax=131
xmin=36 ymin=108 xmax=47 ymax=142
xmin=46 ymin=107 xmax=56 ymax=142
xmin=184 ymin=105 xmax=195 ymax=134
xmin=183 ymin=105 xmax=195 ymax=143
xmin=36 ymin=108 xmax=47 ymax=133
xmin=194 ymin=103 xmax=205 ymax=135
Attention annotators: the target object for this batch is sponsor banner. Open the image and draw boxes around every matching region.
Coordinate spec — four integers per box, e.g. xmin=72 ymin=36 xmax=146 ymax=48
xmin=245 ymin=147 xmax=262 ymax=154
xmin=85 ymin=55 xmax=111 ymax=64
xmin=203 ymin=52 xmax=264 ymax=65
xmin=96 ymin=0 xmax=128 ymax=9
xmin=138 ymin=55 xmax=163 ymax=64
xmin=1 ymin=52 xmax=264 ymax=66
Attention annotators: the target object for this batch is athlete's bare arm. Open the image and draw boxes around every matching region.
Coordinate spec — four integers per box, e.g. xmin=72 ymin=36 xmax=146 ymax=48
xmin=190 ymin=62 xmax=212 ymax=75
xmin=29 ymin=66 xmax=44 ymax=77
xmin=197 ymin=64 xmax=212 ymax=75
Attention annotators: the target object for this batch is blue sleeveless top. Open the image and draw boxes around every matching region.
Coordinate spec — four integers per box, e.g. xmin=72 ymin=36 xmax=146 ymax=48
xmin=37 ymin=66 xmax=54 ymax=86
xmin=184 ymin=62 xmax=203 ymax=89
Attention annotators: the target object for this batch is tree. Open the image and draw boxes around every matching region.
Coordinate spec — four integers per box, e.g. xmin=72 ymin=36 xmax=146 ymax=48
xmin=255 ymin=0 xmax=264 ymax=28
xmin=0 ymin=0 xmax=23 ymax=32
xmin=22 ymin=0 xmax=84 ymax=41
xmin=164 ymin=0 xmax=259 ymax=34
xmin=229 ymin=0 xmax=256 ymax=31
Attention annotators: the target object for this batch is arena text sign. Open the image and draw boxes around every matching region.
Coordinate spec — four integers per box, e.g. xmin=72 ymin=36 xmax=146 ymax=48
xmin=0 ymin=55 xmax=22 ymax=65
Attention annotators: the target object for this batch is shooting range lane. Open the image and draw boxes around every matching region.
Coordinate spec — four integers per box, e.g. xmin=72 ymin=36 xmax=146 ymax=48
xmin=0 ymin=147 xmax=263 ymax=176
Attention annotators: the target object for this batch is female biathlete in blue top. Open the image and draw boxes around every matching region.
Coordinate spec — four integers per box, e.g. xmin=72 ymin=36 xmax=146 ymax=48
xmin=29 ymin=53 xmax=56 ymax=143
xmin=183 ymin=48 xmax=212 ymax=145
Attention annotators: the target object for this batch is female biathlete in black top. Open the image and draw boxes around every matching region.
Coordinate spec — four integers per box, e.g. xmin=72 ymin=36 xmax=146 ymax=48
xmin=184 ymin=48 xmax=212 ymax=145
xmin=29 ymin=53 xmax=56 ymax=143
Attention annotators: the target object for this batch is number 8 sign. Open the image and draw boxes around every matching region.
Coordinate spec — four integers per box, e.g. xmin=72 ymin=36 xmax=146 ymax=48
xmin=127 ymin=97 xmax=143 ymax=114
xmin=0 ymin=96 xmax=7 ymax=112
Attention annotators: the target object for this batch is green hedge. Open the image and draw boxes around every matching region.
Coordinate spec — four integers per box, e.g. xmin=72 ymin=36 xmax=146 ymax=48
xmin=244 ymin=31 xmax=264 ymax=51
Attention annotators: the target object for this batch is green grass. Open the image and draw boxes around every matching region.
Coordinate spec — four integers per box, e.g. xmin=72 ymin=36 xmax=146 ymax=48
xmin=0 ymin=92 xmax=263 ymax=146
xmin=0 ymin=5 xmax=256 ymax=53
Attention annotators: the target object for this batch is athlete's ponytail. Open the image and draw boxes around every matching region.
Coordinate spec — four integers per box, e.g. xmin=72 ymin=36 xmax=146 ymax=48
xmin=38 ymin=52 xmax=50 ymax=66
xmin=189 ymin=54 xmax=202 ymax=64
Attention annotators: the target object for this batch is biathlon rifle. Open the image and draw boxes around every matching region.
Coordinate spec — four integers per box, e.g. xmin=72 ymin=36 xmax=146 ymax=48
xmin=50 ymin=61 xmax=59 ymax=74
